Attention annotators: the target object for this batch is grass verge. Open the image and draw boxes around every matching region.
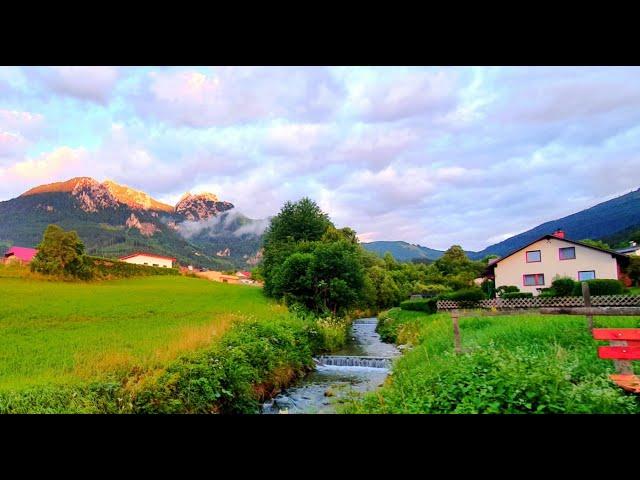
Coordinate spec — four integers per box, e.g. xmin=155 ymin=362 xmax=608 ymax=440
xmin=341 ymin=308 xmax=640 ymax=414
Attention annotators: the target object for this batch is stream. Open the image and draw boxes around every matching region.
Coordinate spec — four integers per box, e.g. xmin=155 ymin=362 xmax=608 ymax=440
xmin=261 ymin=318 xmax=399 ymax=414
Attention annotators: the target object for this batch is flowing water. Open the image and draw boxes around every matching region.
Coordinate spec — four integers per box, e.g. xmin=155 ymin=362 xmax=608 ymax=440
xmin=261 ymin=318 xmax=399 ymax=414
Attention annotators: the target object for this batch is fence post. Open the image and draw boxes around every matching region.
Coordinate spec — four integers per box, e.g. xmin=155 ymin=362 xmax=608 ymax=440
xmin=582 ymin=282 xmax=593 ymax=331
xmin=451 ymin=309 xmax=462 ymax=354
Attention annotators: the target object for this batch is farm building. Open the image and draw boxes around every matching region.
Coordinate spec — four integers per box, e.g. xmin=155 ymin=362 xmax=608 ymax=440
xmin=3 ymin=246 xmax=38 ymax=264
xmin=119 ymin=252 xmax=176 ymax=268
xmin=484 ymin=229 xmax=631 ymax=295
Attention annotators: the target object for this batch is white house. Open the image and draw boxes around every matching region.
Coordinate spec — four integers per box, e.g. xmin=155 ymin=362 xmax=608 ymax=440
xmin=484 ymin=230 xmax=630 ymax=295
xmin=119 ymin=252 xmax=176 ymax=268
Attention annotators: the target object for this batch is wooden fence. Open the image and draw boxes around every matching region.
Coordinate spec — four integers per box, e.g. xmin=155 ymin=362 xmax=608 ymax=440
xmin=437 ymin=294 xmax=640 ymax=311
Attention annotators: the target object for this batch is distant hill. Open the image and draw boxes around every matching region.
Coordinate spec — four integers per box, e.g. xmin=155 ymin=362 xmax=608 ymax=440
xmin=361 ymin=241 xmax=444 ymax=261
xmin=467 ymin=187 xmax=640 ymax=259
xmin=363 ymin=188 xmax=640 ymax=262
xmin=0 ymin=177 xmax=266 ymax=269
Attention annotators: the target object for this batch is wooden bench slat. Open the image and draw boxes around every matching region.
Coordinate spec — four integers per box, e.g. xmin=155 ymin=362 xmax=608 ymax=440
xmin=610 ymin=374 xmax=640 ymax=393
xmin=598 ymin=346 xmax=640 ymax=360
xmin=592 ymin=329 xmax=640 ymax=340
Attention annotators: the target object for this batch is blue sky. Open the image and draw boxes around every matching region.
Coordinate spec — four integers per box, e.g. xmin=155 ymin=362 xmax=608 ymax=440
xmin=1 ymin=66 xmax=640 ymax=251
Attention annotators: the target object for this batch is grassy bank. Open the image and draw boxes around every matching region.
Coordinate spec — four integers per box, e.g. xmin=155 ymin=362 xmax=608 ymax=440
xmin=342 ymin=308 xmax=640 ymax=413
xmin=0 ymin=272 xmax=349 ymax=412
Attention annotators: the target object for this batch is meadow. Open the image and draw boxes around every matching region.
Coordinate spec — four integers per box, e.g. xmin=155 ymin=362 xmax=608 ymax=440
xmin=343 ymin=308 xmax=640 ymax=413
xmin=0 ymin=266 xmax=289 ymax=392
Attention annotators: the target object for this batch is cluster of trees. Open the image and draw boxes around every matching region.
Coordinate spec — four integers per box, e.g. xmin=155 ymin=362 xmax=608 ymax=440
xmin=31 ymin=225 xmax=93 ymax=279
xmin=259 ymin=198 xmax=488 ymax=315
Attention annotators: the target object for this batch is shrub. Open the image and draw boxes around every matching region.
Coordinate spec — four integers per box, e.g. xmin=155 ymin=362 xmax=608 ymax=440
xmin=400 ymin=298 xmax=438 ymax=314
xmin=412 ymin=283 xmax=451 ymax=297
xmin=445 ymin=288 xmax=486 ymax=308
xmin=572 ymin=279 xmax=624 ymax=296
xmin=496 ymin=285 xmax=519 ymax=297
xmin=501 ymin=292 xmax=533 ymax=299
xmin=538 ymin=289 xmax=557 ymax=298
xmin=447 ymin=288 xmax=486 ymax=302
xmin=551 ymin=277 xmax=576 ymax=296
xmin=480 ymin=279 xmax=495 ymax=298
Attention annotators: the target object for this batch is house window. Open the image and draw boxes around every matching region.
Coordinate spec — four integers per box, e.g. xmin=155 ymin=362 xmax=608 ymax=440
xmin=523 ymin=273 xmax=545 ymax=286
xmin=578 ymin=270 xmax=596 ymax=282
xmin=526 ymin=250 xmax=541 ymax=263
xmin=559 ymin=247 xmax=576 ymax=260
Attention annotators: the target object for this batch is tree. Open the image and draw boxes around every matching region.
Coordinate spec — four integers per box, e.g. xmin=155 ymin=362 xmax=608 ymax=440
xmin=269 ymin=240 xmax=365 ymax=314
xmin=262 ymin=198 xmax=333 ymax=296
xmin=580 ymin=239 xmax=610 ymax=250
xmin=627 ymin=256 xmax=640 ymax=286
xmin=31 ymin=224 xmax=91 ymax=278
xmin=263 ymin=197 xmax=332 ymax=245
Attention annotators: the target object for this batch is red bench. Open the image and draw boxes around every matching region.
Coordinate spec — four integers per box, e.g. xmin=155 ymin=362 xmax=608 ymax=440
xmin=593 ymin=328 xmax=640 ymax=394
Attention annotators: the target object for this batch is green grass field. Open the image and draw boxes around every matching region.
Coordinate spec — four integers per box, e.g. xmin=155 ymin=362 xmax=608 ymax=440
xmin=0 ymin=271 xmax=288 ymax=392
xmin=343 ymin=308 xmax=640 ymax=413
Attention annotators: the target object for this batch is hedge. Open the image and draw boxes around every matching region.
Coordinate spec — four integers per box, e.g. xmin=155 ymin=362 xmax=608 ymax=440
xmin=501 ymin=292 xmax=534 ymax=299
xmin=571 ymin=279 xmax=624 ymax=296
xmin=85 ymin=256 xmax=180 ymax=279
xmin=400 ymin=298 xmax=438 ymax=314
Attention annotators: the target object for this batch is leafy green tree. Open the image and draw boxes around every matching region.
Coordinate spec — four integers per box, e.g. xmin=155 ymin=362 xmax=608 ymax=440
xmin=31 ymin=224 xmax=92 ymax=279
xmin=321 ymin=226 xmax=358 ymax=244
xmin=263 ymin=197 xmax=331 ymax=244
xmin=579 ymin=239 xmax=610 ymax=250
xmin=262 ymin=198 xmax=333 ymax=297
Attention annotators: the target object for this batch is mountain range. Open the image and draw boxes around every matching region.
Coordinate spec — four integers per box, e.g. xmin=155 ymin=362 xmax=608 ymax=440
xmin=3 ymin=178 xmax=640 ymax=269
xmin=0 ymin=177 xmax=267 ymax=269
xmin=362 ymin=187 xmax=640 ymax=261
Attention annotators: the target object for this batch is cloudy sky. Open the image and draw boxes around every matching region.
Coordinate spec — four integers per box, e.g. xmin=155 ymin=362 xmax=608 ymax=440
xmin=1 ymin=66 xmax=639 ymax=251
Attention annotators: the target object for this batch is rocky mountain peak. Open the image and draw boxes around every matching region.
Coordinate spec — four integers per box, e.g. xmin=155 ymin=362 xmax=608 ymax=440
xmin=20 ymin=177 xmax=101 ymax=197
xmin=71 ymin=178 xmax=119 ymax=213
xmin=103 ymin=180 xmax=174 ymax=213
xmin=175 ymin=192 xmax=234 ymax=221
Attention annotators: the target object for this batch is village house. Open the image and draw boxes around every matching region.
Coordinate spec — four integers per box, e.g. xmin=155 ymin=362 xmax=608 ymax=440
xmin=615 ymin=241 xmax=640 ymax=256
xmin=3 ymin=246 xmax=38 ymax=265
xmin=119 ymin=252 xmax=176 ymax=268
xmin=484 ymin=230 xmax=631 ymax=295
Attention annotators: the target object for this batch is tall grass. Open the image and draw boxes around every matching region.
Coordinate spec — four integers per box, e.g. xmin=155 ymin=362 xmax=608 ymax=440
xmin=0 ymin=274 xmax=288 ymax=390
xmin=342 ymin=308 xmax=640 ymax=413
xmin=0 ymin=271 xmax=352 ymax=413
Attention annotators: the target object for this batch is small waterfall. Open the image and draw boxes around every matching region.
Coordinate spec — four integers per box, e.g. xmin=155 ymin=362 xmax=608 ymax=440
xmin=314 ymin=355 xmax=393 ymax=369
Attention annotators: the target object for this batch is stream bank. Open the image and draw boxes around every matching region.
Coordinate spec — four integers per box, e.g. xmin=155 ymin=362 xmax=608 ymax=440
xmin=261 ymin=318 xmax=399 ymax=414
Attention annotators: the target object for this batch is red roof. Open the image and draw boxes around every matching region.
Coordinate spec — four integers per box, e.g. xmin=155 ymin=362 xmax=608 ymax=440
xmin=4 ymin=246 xmax=38 ymax=262
xmin=118 ymin=252 xmax=176 ymax=262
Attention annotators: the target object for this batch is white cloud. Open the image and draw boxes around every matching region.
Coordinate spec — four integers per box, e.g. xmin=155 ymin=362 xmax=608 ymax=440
xmin=26 ymin=66 xmax=120 ymax=104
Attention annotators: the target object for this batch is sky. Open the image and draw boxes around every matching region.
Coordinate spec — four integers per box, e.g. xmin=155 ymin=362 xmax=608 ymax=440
xmin=1 ymin=66 xmax=640 ymax=251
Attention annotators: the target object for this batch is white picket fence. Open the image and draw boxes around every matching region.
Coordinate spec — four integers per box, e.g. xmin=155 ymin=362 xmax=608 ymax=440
xmin=436 ymin=294 xmax=640 ymax=311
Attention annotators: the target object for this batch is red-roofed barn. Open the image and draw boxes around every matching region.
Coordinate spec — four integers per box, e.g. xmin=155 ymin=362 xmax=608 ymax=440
xmin=3 ymin=246 xmax=38 ymax=265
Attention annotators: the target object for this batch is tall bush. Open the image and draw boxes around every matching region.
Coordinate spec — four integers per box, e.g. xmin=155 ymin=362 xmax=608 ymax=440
xmin=551 ymin=277 xmax=576 ymax=297
xmin=572 ymin=279 xmax=624 ymax=296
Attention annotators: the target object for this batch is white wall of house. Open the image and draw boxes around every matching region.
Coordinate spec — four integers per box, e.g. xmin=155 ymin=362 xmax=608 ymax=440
xmin=121 ymin=254 xmax=173 ymax=268
xmin=493 ymin=237 xmax=619 ymax=295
